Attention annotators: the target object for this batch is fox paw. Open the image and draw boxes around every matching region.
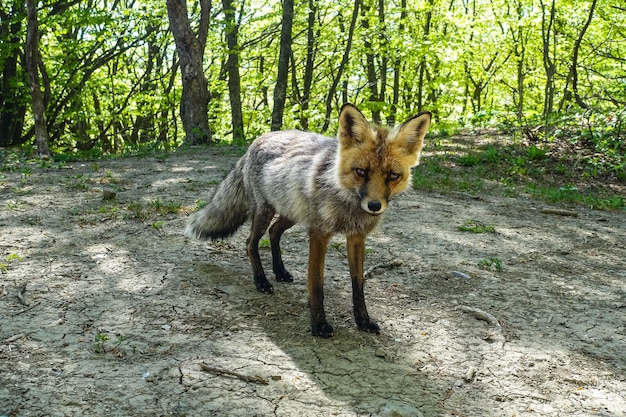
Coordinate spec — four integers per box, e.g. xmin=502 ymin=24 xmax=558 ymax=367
xmin=311 ymin=322 xmax=334 ymax=338
xmin=275 ymin=269 xmax=293 ymax=283
xmin=356 ymin=317 xmax=380 ymax=334
xmin=254 ymin=276 xmax=274 ymax=294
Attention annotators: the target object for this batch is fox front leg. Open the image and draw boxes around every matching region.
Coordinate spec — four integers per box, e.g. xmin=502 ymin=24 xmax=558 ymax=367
xmin=347 ymin=234 xmax=380 ymax=334
xmin=307 ymin=230 xmax=333 ymax=337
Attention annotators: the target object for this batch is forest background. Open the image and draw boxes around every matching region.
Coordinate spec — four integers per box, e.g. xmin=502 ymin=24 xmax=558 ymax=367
xmin=1 ymin=0 xmax=625 ymax=187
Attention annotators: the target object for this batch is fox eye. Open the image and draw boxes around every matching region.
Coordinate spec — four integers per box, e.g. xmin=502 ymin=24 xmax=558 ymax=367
xmin=387 ymin=172 xmax=401 ymax=181
xmin=355 ymin=168 xmax=367 ymax=178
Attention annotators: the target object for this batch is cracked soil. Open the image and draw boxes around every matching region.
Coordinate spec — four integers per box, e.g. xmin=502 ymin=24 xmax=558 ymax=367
xmin=1 ymin=147 xmax=625 ymax=416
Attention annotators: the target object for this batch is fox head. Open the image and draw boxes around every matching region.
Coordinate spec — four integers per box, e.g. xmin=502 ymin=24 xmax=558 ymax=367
xmin=336 ymin=103 xmax=431 ymax=216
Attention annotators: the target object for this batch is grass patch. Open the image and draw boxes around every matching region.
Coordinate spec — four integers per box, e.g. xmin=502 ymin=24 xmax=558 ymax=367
xmin=414 ymin=133 xmax=625 ymax=211
xmin=457 ymin=220 xmax=496 ymax=234
xmin=478 ymin=257 xmax=503 ymax=271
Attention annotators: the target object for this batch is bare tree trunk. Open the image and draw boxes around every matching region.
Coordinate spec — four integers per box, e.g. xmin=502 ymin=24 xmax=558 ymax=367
xmin=222 ymin=0 xmax=244 ymax=143
xmin=271 ymin=0 xmax=294 ymax=131
xmin=388 ymin=0 xmax=406 ymax=127
xmin=558 ymin=0 xmax=596 ymax=112
xmin=167 ymin=0 xmax=212 ymax=145
xmin=25 ymin=0 xmax=51 ymax=158
xmin=362 ymin=0 xmax=380 ymax=124
xmin=322 ymin=0 xmax=361 ymax=133
xmin=417 ymin=0 xmax=434 ymax=114
xmin=0 ymin=0 xmax=29 ymax=147
xmin=299 ymin=0 xmax=317 ymax=131
xmin=540 ymin=0 xmax=556 ymax=119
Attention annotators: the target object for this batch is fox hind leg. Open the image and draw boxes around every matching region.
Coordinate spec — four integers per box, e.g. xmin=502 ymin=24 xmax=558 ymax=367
xmin=269 ymin=215 xmax=295 ymax=282
xmin=247 ymin=207 xmax=275 ymax=293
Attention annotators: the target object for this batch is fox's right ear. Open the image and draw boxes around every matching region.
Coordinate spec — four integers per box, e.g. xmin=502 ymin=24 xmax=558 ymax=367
xmin=338 ymin=103 xmax=370 ymax=147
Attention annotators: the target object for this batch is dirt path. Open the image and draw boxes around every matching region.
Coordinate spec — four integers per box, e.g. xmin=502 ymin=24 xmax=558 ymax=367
xmin=1 ymin=149 xmax=625 ymax=416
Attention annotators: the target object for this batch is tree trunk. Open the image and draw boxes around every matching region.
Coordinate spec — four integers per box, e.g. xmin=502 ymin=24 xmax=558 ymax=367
xmin=362 ymin=0 xmax=380 ymax=124
xmin=540 ymin=0 xmax=556 ymax=119
xmin=222 ymin=0 xmax=244 ymax=143
xmin=322 ymin=0 xmax=361 ymax=133
xmin=389 ymin=0 xmax=406 ymax=127
xmin=0 ymin=0 xmax=29 ymax=147
xmin=299 ymin=0 xmax=317 ymax=131
xmin=417 ymin=0 xmax=434 ymax=114
xmin=271 ymin=0 xmax=294 ymax=131
xmin=558 ymin=0 xmax=596 ymax=112
xmin=166 ymin=0 xmax=212 ymax=145
xmin=25 ymin=0 xmax=51 ymax=158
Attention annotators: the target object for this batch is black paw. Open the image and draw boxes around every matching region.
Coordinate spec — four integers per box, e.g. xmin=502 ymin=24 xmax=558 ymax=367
xmin=254 ymin=275 xmax=274 ymax=294
xmin=356 ymin=317 xmax=380 ymax=334
xmin=275 ymin=268 xmax=294 ymax=282
xmin=311 ymin=322 xmax=334 ymax=338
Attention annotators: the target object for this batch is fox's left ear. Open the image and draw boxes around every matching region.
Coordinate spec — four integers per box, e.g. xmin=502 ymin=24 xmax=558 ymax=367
xmin=395 ymin=112 xmax=432 ymax=166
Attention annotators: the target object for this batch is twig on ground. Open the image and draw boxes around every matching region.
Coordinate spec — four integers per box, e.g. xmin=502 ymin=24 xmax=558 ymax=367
xmin=3 ymin=333 xmax=26 ymax=344
xmin=452 ymin=191 xmax=483 ymax=200
xmin=456 ymin=305 xmax=501 ymax=327
xmin=200 ymin=363 xmax=269 ymax=385
xmin=13 ymin=302 xmax=41 ymax=316
xmin=450 ymin=271 xmax=471 ymax=280
xmin=16 ymin=283 xmax=30 ymax=306
xmin=540 ymin=208 xmax=578 ymax=217
xmin=364 ymin=258 xmax=403 ymax=279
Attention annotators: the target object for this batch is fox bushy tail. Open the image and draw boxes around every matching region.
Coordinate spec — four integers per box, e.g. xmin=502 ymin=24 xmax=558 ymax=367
xmin=184 ymin=160 xmax=248 ymax=240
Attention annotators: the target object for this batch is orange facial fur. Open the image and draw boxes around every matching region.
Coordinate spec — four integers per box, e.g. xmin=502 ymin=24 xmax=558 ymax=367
xmin=337 ymin=104 xmax=430 ymax=215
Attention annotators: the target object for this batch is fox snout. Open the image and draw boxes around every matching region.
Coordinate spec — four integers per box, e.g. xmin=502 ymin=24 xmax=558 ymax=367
xmin=360 ymin=197 xmax=387 ymax=216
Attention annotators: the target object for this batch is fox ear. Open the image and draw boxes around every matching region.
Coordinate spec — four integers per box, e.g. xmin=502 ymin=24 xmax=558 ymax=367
xmin=338 ymin=103 xmax=370 ymax=147
xmin=395 ymin=111 xmax=431 ymax=166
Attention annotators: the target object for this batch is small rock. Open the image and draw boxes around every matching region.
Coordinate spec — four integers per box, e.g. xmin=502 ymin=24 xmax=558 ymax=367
xmin=374 ymin=348 xmax=386 ymax=358
xmin=103 ymin=188 xmax=116 ymax=200
xmin=378 ymin=400 xmax=424 ymax=417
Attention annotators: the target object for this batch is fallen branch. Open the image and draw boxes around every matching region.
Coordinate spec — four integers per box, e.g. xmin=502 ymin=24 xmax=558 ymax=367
xmin=456 ymin=305 xmax=501 ymax=327
xmin=13 ymin=302 xmax=41 ymax=316
xmin=3 ymin=333 xmax=26 ymax=344
xmin=200 ymin=363 xmax=268 ymax=385
xmin=540 ymin=208 xmax=578 ymax=217
xmin=450 ymin=271 xmax=471 ymax=280
xmin=364 ymin=258 xmax=403 ymax=279
xmin=16 ymin=283 xmax=30 ymax=306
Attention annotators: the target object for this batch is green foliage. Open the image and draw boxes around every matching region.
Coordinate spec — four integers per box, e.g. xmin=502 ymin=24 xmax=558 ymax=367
xmin=478 ymin=257 xmax=503 ymax=272
xmin=458 ymin=220 xmax=496 ymax=234
xmin=1 ymin=0 xmax=623 ymax=185
xmin=93 ymin=332 xmax=133 ymax=355
xmin=0 ymin=253 xmax=23 ymax=274
xmin=413 ymin=132 xmax=624 ymax=211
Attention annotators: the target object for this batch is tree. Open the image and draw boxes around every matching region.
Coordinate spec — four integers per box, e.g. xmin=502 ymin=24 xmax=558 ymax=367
xmin=540 ymin=0 xmax=557 ymax=119
xmin=558 ymin=0 xmax=597 ymax=112
xmin=222 ymin=0 xmax=245 ymax=143
xmin=322 ymin=0 xmax=361 ymax=133
xmin=167 ymin=0 xmax=212 ymax=145
xmin=270 ymin=0 xmax=294 ymax=131
xmin=297 ymin=0 xmax=318 ymax=131
xmin=0 ymin=0 xmax=28 ymax=147
xmin=25 ymin=0 xmax=51 ymax=158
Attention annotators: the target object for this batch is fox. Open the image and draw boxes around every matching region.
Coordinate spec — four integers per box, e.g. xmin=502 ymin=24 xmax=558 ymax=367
xmin=185 ymin=103 xmax=431 ymax=337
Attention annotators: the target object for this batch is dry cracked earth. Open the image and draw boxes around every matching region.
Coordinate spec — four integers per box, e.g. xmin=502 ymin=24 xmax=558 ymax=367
xmin=1 ymin=147 xmax=625 ymax=416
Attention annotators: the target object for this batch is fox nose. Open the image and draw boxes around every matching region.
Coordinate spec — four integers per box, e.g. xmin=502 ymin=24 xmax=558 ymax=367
xmin=367 ymin=200 xmax=382 ymax=212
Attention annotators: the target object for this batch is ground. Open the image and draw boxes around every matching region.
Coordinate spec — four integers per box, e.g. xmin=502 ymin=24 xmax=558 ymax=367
xmin=1 ymin=146 xmax=625 ymax=417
